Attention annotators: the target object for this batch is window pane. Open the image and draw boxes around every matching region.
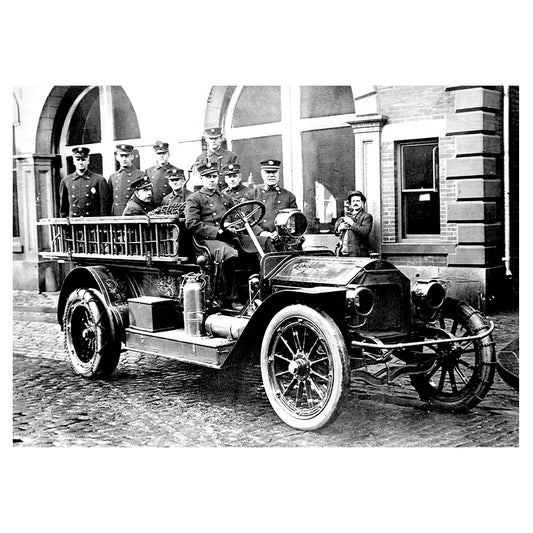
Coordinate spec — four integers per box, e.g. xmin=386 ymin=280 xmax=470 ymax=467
xmin=403 ymin=192 xmax=440 ymax=235
xmin=112 ymin=86 xmax=141 ymax=141
xmin=232 ymin=86 xmax=281 ymax=127
xmin=300 ymin=86 xmax=355 ymax=119
xmin=67 ymin=87 xmax=101 ymax=145
xmin=301 ymin=127 xmax=355 ymax=229
xmin=231 ymin=135 xmax=283 ymax=186
xmin=402 ymin=143 xmax=435 ymax=189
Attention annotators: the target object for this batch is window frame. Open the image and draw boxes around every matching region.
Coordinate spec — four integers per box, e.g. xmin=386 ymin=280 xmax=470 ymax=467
xmin=396 ymin=138 xmax=441 ymax=241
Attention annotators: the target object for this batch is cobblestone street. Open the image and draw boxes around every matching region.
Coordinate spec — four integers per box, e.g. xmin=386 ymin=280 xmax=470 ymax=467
xmin=12 ymin=291 xmax=519 ymax=447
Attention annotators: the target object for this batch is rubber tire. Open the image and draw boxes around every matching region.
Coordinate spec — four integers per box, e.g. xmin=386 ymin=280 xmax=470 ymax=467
xmin=260 ymin=304 xmax=350 ymax=431
xmin=410 ymin=298 xmax=495 ymax=411
xmin=63 ymin=288 xmax=121 ymax=378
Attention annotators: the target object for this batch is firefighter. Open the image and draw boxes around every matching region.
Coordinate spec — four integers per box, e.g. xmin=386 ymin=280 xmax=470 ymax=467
xmin=244 ymin=158 xmax=298 ymax=243
xmin=144 ymin=141 xmax=180 ymax=207
xmin=109 ymin=144 xmax=146 ymax=215
xmin=59 ymin=147 xmax=110 ymax=217
xmin=194 ymin=127 xmax=238 ymax=189
xmin=221 ymin=163 xmax=250 ymax=203
xmin=185 ymin=162 xmax=241 ymax=310
xmin=122 ymin=176 xmax=153 ymax=216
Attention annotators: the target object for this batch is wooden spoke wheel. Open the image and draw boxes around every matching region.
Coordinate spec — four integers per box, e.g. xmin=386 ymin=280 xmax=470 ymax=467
xmin=260 ymin=304 xmax=350 ymax=431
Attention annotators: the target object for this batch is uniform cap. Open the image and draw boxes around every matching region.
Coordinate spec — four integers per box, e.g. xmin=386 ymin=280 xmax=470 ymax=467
xmin=260 ymin=159 xmax=281 ymax=170
xmin=222 ymin=163 xmax=241 ymax=176
xmin=346 ymin=190 xmax=366 ymax=203
xmin=153 ymin=141 xmax=169 ymax=153
xmin=197 ymin=162 xmax=219 ymax=177
xmin=115 ymin=144 xmax=135 ymax=154
xmin=203 ymin=127 xmax=222 ymax=138
xmin=166 ymin=167 xmax=185 ymax=180
xmin=72 ymin=146 xmax=90 ymax=158
xmin=131 ymin=175 xmax=152 ymax=191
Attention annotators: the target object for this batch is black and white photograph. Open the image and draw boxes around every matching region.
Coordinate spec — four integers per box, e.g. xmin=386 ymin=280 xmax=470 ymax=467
xmin=3 ymin=2 xmax=529 ymax=532
xmin=11 ymin=83 xmax=520 ymax=444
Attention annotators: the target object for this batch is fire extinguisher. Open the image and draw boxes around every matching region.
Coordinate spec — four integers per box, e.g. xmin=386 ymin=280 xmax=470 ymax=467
xmin=181 ymin=273 xmax=205 ymax=336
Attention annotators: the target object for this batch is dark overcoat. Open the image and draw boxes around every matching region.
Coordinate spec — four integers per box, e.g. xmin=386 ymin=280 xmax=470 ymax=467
xmin=109 ymin=167 xmax=146 ymax=215
xmin=59 ymin=170 xmax=110 ymax=217
xmin=334 ymin=210 xmax=373 ymax=257
xmin=244 ymin=185 xmax=297 ymax=232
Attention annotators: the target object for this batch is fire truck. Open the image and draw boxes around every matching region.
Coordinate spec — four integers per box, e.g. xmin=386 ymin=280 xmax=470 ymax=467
xmin=39 ymin=201 xmax=495 ymax=431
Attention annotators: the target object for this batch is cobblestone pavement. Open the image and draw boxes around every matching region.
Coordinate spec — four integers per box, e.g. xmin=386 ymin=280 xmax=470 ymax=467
xmin=12 ymin=291 xmax=519 ymax=447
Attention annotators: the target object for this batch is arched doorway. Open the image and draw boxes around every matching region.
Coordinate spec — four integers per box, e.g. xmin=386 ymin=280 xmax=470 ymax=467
xmin=58 ymin=86 xmax=141 ymax=184
xmin=224 ymin=86 xmax=358 ymax=232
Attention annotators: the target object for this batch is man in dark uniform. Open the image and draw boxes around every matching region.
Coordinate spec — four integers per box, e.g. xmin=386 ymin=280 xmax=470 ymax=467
xmin=59 ymin=147 xmax=110 ymax=217
xmin=122 ymin=176 xmax=153 ymax=216
xmin=244 ymin=159 xmax=298 ymax=241
xmin=144 ymin=141 xmax=179 ymax=207
xmin=161 ymin=167 xmax=190 ymax=210
xmin=221 ymin=163 xmax=250 ymax=203
xmin=185 ymin=162 xmax=241 ymax=309
xmin=109 ymin=144 xmax=146 ymax=215
xmin=194 ymin=127 xmax=238 ymax=189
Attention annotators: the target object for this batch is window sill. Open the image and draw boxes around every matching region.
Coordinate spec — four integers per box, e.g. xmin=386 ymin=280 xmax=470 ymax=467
xmin=382 ymin=242 xmax=455 ymax=255
xmin=13 ymin=241 xmax=23 ymax=253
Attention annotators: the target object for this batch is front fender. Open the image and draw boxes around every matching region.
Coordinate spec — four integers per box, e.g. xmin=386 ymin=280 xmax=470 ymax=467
xmin=57 ymin=266 xmax=135 ymax=333
xmin=225 ymin=287 xmax=347 ymax=366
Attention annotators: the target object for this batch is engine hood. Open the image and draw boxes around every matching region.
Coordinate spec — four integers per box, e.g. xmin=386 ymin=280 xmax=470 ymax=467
xmin=269 ymin=256 xmax=399 ymax=286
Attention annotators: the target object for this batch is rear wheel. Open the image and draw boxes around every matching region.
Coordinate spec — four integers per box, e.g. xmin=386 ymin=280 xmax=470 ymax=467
xmin=410 ymin=298 xmax=495 ymax=411
xmin=260 ymin=304 xmax=350 ymax=431
xmin=63 ymin=288 xmax=121 ymax=378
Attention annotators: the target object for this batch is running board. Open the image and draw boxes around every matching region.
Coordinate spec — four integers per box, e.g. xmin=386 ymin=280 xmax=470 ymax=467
xmin=125 ymin=327 xmax=236 ymax=369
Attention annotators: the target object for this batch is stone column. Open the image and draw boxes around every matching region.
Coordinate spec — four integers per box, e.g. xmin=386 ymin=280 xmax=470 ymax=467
xmin=445 ymin=87 xmax=504 ymax=306
xmin=14 ymin=153 xmax=57 ymax=290
xmin=347 ymin=114 xmax=387 ymax=253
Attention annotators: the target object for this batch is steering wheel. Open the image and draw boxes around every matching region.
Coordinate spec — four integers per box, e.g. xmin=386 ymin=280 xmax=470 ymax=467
xmin=220 ymin=200 xmax=266 ymax=234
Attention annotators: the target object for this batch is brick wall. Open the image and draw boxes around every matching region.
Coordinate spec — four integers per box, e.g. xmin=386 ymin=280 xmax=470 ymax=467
xmin=377 ymin=86 xmax=454 ymax=123
xmin=378 ymin=86 xmax=457 ymax=246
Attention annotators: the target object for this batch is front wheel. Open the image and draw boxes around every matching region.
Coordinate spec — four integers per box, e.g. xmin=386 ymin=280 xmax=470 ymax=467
xmin=260 ymin=305 xmax=350 ymax=431
xmin=410 ymin=298 xmax=495 ymax=411
xmin=63 ymin=288 xmax=121 ymax=378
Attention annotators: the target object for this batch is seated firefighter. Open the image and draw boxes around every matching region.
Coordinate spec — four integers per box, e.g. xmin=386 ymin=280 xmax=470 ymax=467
xmin=184 ymin=162 xmax=242 ymax=310
xmin=122 ymin=176 xmax=153 ymax=216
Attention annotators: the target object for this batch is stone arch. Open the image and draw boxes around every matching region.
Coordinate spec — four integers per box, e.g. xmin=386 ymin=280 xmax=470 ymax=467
xmin=203 ymin=85 xmax=380 ymax=127
xmin=204 ymin=86 xmax=237 ymax=129
xmin=35 ymin=86 xmax=88 ymax=154
xmin=13 ymin=93 xmax=20 ymax=125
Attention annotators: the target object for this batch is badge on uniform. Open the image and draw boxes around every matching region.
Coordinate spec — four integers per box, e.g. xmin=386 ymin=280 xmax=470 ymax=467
xmin=91 ymin=187 xmax=96 ymax=194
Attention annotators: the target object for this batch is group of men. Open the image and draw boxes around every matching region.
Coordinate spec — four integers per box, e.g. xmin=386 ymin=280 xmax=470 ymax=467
xmin=59 ymin=127 xmax=373 ymax=307
xmin=59 ymin=127 xmax=302 ymax=309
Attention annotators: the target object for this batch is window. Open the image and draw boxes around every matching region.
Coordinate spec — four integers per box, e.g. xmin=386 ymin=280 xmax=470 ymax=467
xmin=227 ymin=86 xmax=356 ymax=232
xmin=397 ymin=139 xmax=440 ymax=237
xmin=59 ymin=86 xmax=141 ymax=206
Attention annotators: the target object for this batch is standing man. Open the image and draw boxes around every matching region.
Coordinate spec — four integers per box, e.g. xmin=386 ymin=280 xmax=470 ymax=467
xmin=244 ymin=159 xmax=297 ymax=240
xmin=122 ymin=176 xmax=153 ymax=216
xmin=109 ymin=144 xmax=146 ymax=215
xmin=194 ymin=127 xmax=238 ymax=189
xmin=334 ymin=190 xmax=373 ymax=257
xmin=144 ymin=141 xmax=179 ymax=207
xmin=161 ymin=167 xmax=190 ymax=211
xmin=185 ymin=163 xmax=241 ymax=309
xmin=221 ymin=163 xmax=250 ymax=203
xmin=59 ymin=147 xmax=110 ymax=217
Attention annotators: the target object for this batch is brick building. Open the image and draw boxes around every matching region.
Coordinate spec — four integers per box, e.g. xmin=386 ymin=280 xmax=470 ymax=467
xmin=12 ymin=85 xmax=519 ymax=309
